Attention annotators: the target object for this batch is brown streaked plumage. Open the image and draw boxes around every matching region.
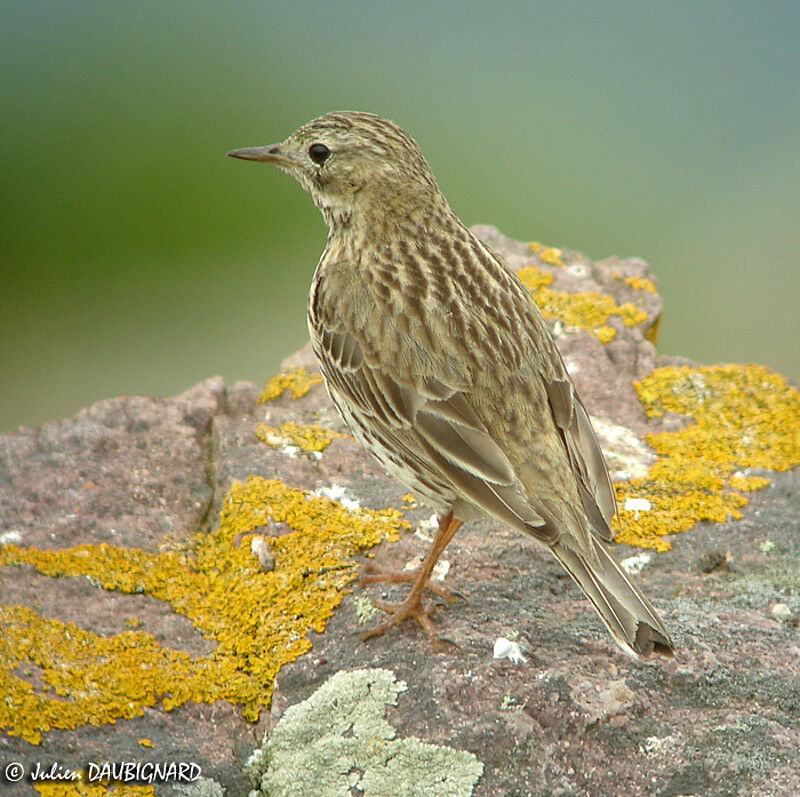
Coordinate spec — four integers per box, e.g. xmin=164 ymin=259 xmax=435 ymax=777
xmin=229 ymin=111 xmax=674 ymax=658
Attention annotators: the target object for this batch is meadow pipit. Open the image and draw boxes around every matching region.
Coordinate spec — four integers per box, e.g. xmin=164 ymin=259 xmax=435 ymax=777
xmin=229 ymin=112 xmax=673 ymax=657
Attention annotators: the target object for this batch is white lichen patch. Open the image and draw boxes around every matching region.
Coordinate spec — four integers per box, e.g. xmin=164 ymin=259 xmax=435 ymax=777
xmin=591 ymin=417 xmax=656 ymax=481
xmin=264 ymin=434 xmax=301 ymax=458
xmin=414 ymin=514 xmax=439 ymax=542
xmin=313 ymin=484 xmax=361 ymax=511
xmin=623 ymin=497 xmax=652 ymax=520
xmin=0 ymin=530 xmax=23 ymax=545
xmin=640 ymin=734 xmax=681 ymax=756
xmin=250 ymin=536 xmax=274 ymax=572
xmin=620 ymin=552 xmax=652 ymax=576
xmin=771 ymin=603 xmax=793 ymax=622
xmin=493 ymin=637 xmax=527 ymax=664
xmin=248 ymin=668 xmax=483 ymax=797
xmin=567 ymin=263 xmax=589 ymax=279
xmin=403 ymin=556 xmax=450 ymax=582
xmin=432 ymin=559 xmax=450 ymax=581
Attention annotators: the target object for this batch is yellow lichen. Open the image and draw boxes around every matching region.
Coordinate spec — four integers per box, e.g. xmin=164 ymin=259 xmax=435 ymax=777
xmin=618 ymin=303 xmax=648 ymax=327
xmin=257 ymin=421 xmax=346 ymax=453
xmin=596 ymin=326 xmax=616 ymax=344
xmin=259 ymin=367 xmax=323 ymax=403
xmin=540 ymin=247 xmax=565 ymax=267
xmin=729 ymin=475 xmax=771 ymax=492
xmin=645 ymin=315 xmax=661 ymax=345
xmin=614 ymin=364 xmax=800 ymax=550
xmin=516 ymin=266 xmax=553 ymax=291
xmin=624 ymin=275 xmax=657 ymax=294
xmin=137 ymin=738 xmax=154 ymax=748
xmin=35 ymin=781 xmax=154 ymax=796
xmin=526 ymin=241 xmax=564 ymax=266
xmin=517 ymin=266 xmax=648 ymax=343
xmin=0 ymin=478 xmax=405 ymax=744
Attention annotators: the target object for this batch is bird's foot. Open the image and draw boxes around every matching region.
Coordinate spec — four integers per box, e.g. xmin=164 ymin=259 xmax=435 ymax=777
xmin=361 ymin=594 xmax=452 ymax=649
xmin=360 ymin=511 xmax=464 ymax=649
xmin=360 ymin=562 xmax=462 ymax=604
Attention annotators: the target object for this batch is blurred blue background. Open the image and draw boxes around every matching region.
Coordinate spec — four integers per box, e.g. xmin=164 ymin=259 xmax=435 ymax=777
xmin=2 ymin=1 xmax=799 ymax=432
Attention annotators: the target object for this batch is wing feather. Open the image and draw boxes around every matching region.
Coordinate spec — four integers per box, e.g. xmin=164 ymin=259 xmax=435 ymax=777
xmin=313 ymin=323 xmax=551 ymax=539
xmin=545 ymin=375 xmax=616 ymax=541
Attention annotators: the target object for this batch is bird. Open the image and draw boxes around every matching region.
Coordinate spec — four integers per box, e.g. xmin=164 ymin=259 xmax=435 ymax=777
xmin=228 ymin=111 xmax=674 ymax=658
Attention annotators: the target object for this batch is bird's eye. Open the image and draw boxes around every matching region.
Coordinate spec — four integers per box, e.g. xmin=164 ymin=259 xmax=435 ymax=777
xmin=308 ymin=143 xmax=331 ymax=165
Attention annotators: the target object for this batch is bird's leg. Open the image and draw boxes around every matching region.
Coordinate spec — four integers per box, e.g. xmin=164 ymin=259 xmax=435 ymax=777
xmin=361 ymin=511 xmax=463 ymax=643
xmin=360 ymin=510 xmax=463 ymax=602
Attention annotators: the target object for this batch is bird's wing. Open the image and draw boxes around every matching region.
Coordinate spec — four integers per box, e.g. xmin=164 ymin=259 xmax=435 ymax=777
xmin=473 ymin=241 xmax=618 ymax=542
xmin=543 ymin=355 xmax=617 ymax=541
xmin=316 ymin=324 xmax=552 ymax=540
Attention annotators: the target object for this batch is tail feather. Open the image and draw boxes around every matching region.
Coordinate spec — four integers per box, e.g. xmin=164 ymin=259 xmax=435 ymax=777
xmin=551 ymin=537 xmax=674 ymax=658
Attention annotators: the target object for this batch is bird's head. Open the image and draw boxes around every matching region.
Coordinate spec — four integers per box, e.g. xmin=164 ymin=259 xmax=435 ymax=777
xmin=228 ymin=111 xmax=443 ymax=229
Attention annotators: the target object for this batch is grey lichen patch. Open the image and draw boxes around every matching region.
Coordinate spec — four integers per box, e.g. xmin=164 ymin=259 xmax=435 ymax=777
xmin=247 ymin=668 xmax=484 ymax=797
xmin=357 ymin=736 xmax=483 ymax=795
xmin=711 ymin=560 xmax=800 ymax=613
xmin=354 ymin=594 xmax=381 ymax=623
xmin=174 ymin=777 xmax=225 ymax=796
xmin=655 ymin=715 xmax=792 ymax=796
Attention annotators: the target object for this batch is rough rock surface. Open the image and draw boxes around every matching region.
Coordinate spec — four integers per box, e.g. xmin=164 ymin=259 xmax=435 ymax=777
xmin=1 ymin=227 xmax=798 ymax=796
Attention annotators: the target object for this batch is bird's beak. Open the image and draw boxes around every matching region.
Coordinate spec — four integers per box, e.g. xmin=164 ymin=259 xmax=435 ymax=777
xmin=227 ymin=144 xmax=295 ymax=168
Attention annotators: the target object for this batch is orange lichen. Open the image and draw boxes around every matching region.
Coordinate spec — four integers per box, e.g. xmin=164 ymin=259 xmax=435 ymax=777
xmin=729 ymin=475 xmax=771 ymax=492
xmin=526 ymin=241 xmax=565 ymax=266
xmin=35 ymin=782 xmax=154 ymax=796
xmin=540 ymin=247 xmax=565 ymax=267
xmin=257 ymin=421 xmax=346 ymax=453
xmin=517 ymin=266 xmax=648 ymax=343
xmin=517 ymin=266 xmax=553 ymax=291
xmin=258 ymin=367 xmax=323 ymax=402
xmin=624 ymin=275 xmax=657 ymax=294
xmin=614 ymin=365 xmax=800 ymax=550
xmin=596 ymin=326 xmax=616 ymax=344
xmin=0 ymin=478 xmax=405 ymax=744
xmin=618 ymin=303 xmax=648 ymax=327
xmin=611 ymin=273 xmax=658 ymax=294
xmin=645 ymin=315 xmax=661 ymax=345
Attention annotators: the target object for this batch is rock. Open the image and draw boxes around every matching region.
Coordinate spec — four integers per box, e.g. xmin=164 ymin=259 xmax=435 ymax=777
xmin=1 ymin=227 xmax=799 ymax=796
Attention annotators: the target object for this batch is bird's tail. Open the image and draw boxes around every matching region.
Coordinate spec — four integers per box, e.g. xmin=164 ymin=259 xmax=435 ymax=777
xmin=551 ymin=536 xmax=674 ymax=658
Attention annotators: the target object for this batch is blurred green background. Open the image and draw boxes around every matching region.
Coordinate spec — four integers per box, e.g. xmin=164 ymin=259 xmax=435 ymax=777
xmin=2 ymin=1 xmax=799 ymax=432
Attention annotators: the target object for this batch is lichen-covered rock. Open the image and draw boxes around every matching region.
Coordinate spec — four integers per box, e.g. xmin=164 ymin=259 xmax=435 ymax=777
xmin=1 ymin=227 xmax=799 ymax=796
xmin=247 ymin=668 xmax=482 ymax=797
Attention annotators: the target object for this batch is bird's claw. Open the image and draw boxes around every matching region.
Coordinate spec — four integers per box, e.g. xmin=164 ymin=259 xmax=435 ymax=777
xmin=360 ymin=562 xmax=461 ymax=603
xmin=362 ymin=595 xmax=454 ymax=650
